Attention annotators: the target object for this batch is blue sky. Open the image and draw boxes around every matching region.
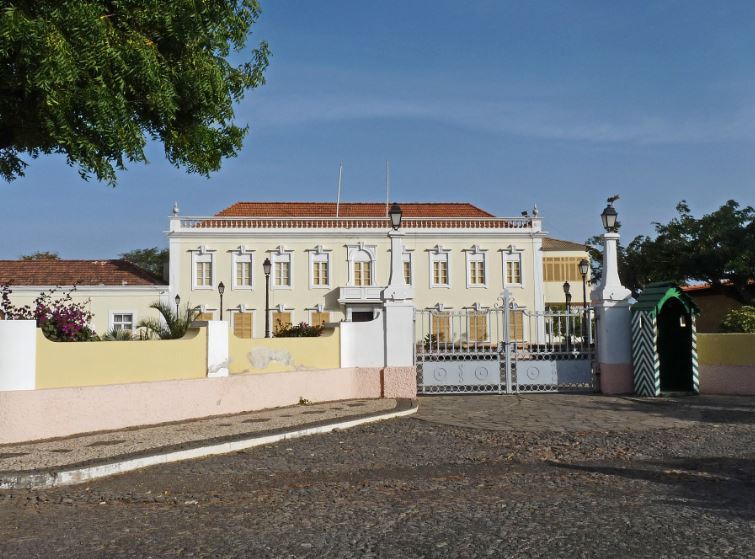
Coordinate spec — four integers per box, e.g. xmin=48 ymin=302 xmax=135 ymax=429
xmin=2 ymin=0 xmax=755 ymax=258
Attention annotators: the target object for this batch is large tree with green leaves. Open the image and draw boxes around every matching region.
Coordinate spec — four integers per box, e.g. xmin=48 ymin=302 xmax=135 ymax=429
xmin=120 ymin=247 xmax=168 ymax=277
xmin=0 ymin=1 xmax=269 ymax=185
xmin=588 ymin=200 xmax=755 ymax=300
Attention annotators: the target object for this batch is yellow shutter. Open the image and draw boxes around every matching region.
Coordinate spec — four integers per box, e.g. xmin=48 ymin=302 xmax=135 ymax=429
xmin=311 ymin=311 xmax=329 ymax=326
xmin=508 ymin=310 xmax=524 ymax=340
xmin=469 ymin=313 xmax=488 ymax=341
xmin=233 ymin=312 xmax=253 ymax=339
xmin=431 ymin=313 xmax=450 ymax=342
xmin=273 ymin=311 xmax=292 ymax=330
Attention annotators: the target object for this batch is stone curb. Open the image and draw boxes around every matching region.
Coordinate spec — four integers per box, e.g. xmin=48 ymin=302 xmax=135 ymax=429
xmin=0 ymin=399 xmax=418 ymax=490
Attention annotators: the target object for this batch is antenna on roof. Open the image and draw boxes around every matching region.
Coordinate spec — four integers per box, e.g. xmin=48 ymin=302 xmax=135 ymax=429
xmin=336 ymin=162 xmax=343 ymax=218
xmin=385 ymin=160 xmax=390 ymax=216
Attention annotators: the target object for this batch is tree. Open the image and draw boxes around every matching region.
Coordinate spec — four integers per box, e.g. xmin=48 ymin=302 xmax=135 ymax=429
xmin=120 ymin=247 xmax=168 ymax=278
xmin=588 ymin=200 xmax=755 ymax=300
xmin=138 ymin=300 xmax=199 ymax=339
xmin=1 ymin=1 xmax=270 ymax=185
xmin=20 ymin=251 xmax=60 ymax=260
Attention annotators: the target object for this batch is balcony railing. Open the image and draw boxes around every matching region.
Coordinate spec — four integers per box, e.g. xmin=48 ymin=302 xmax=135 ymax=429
xmin=171 ymin=216 xmax=538 ymax=231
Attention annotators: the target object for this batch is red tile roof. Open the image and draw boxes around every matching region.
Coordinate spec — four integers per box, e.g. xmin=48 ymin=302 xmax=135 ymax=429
xmin=0 ymin=260 xmax=166 ymax=286
xmin=216 ymin=202 xmax=495 ymax=218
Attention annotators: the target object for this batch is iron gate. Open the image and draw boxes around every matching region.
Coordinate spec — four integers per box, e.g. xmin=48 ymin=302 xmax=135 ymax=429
xmin=415 ymin=291 xmax=596 ymax=394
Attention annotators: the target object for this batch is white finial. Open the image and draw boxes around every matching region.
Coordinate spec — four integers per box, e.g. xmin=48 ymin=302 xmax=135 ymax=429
xmin=532 ymin=203 xmax=539 ymax=216
xmin=172 ymin=201 xmax=180 ymax=216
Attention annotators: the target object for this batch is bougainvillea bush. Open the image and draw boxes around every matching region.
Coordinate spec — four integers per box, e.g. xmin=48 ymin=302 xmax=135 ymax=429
xmin=1 ymin=283 xmax=97 ymax=341
xmin=273 ymin=321 xmax=323 ymax=338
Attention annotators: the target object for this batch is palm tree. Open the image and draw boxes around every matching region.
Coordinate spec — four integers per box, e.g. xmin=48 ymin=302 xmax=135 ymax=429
xmin=138 ymin=301 xmax=200 ymax=340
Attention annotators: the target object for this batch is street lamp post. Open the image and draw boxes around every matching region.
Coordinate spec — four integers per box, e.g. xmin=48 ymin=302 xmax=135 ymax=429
xmin=174 ymin=294 xmax=181 ymax=318
xmin=579 ymin=258 xmax=589 ymax=341
xmin=217 ymin=282 xmax=225 ymax=321
xmin=563 ymin=281 xmax=571 ymax=350
xmin=263 ymin=258 xmax=272 ymax=338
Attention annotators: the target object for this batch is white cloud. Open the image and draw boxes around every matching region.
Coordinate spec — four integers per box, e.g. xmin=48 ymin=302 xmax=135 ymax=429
xmin=245 ymin=92 xmax=755 ymax=145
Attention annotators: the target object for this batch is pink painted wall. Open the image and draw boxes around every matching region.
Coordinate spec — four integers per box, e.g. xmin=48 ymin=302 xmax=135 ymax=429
xmin=699 ymin=364 xmax=755 ymax=396
xmin=599 ymin=362 xmax=634 ymax=395
xmin=0 ymin=367 xmax=416 ymax=445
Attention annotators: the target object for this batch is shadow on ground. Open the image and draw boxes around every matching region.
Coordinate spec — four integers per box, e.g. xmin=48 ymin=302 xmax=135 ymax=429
xmin=554 ymin=454 xmax=755 ymax=520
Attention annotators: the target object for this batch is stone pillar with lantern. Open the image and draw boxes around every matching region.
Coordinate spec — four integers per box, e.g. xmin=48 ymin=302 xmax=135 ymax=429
xmin=382 ymin=203 xmax=416 ymax=368
xmin=591 ymin=196 xmax=635 ymax=394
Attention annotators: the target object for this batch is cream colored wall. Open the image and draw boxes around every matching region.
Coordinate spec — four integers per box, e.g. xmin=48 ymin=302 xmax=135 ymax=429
xmin=36 ymin=328 xmax=207 ymax=389
xmin=228 ymin=326 xmax=340 ymax=373
xmin=4 ymin=287 xmax=167 ymax=336
xmin=171 ymin=234 xmax=545 ymax=337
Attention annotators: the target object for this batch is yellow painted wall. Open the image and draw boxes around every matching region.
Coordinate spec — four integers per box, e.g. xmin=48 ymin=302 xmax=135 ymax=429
xmin=36 ymin=328 xmax=207 ymax=389
xmin=228 ymin=326 xmax=340 ymax=374
xmin=698 ymin=334 xmax=755 ymax=366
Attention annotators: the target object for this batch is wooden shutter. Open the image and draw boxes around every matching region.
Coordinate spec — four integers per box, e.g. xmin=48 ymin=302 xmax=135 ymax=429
xmin=233 ymin=312 xmax=253 ymax=338
xmin=273 ymin=311 xmax=292 ymax=329
xmin=196 ymin=312 xmax=214 ymax=321
xmin=431 ymin=313 xmax=450 ymax=342
xmin=311 ymin=311 xmax=329 ymax=326
xmin=508 ymin=310 xmax=524 ymax=340
xmin=469 ymin=313 xmax=488 ymax=341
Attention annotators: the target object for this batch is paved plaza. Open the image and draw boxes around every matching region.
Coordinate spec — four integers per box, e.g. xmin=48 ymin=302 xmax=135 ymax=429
xmin=1 ymin=394 xmax=754 ymax=558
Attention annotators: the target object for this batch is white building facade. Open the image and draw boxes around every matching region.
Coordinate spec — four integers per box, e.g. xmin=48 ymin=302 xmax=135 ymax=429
xmin=168 ymin=202 xmax=590 ymax=340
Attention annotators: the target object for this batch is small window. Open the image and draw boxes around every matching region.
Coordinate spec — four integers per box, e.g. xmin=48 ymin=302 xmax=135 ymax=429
xmin=351 ymin=250 xmax=373 ymax=286
xmin=403 ymin=253 xmax=412 ymax=285
xmin=234 ymin=254 xmax=253 ymax=289
xmin=195 ymin=260 xmax=212 ymax=287
xmin=312 ymin=254 xmax=329 ymax=287
xmin=112 ymin=313 xmax=134 ymax=331
xmin=234 ymin=312 xmax=253 ymax=338
xmin=468 ymin=256 xmax=485 ymax=286
xmin=504 ymin=253 xmax=523 ymax=286
xmin=274 ymin=256 xmax=291 ymax=287
xmin=431 ymin=256 xmax=449 ymax=287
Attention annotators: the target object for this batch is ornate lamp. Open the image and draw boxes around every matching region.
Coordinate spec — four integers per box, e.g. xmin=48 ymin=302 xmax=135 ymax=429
xmin=217 ymin=282 xmax=225 ymax=320
xmin=389 ymin=202 xmax=403 ymax=231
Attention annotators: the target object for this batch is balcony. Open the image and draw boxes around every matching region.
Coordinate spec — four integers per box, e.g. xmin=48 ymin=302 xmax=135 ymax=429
xmin=337 ymin=286 xmax=384 ymax=304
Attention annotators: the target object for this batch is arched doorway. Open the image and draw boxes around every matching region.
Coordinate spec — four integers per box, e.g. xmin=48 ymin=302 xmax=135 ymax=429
xmin=657 ymin=297 xmax=693 ymax=391
xmin=631 ymin=282 xmax=700 ymax=396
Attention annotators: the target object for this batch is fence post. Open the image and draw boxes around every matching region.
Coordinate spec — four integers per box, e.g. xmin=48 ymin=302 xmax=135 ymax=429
xmin=0 ymin=320 xmax=37 ymax=391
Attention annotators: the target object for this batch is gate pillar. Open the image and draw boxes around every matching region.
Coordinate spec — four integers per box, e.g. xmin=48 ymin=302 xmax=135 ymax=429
xmin=591 ymin=200 xmax=635 ymax=394
xmin=383 ymin=230 xmax=415 ymax=367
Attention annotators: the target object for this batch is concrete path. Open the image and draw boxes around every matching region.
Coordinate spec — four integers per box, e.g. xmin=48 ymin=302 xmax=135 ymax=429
xmin=0 ymin=398 xmax=416 ymax=489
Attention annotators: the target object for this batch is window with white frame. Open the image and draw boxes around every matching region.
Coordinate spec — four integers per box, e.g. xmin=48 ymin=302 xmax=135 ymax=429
xmin=430 ymin=251 xmax=450 ymax=287
xmin=310 ymin=250 xmax=330 ymax=288
xmin=112 ymin=313 xmax=134 ymax=331
xmin=192 ymin=251 xmax=214 ymax=289
xmin=467 ymin=255 xmax=486 ymax=287
xmin=271 ymin=249 xmax=292 ymax=288
xmin=347 ymin=247 xmax=374 ymax=287
xmin=233 ymin=252 xmax=253 ymax=289
xmin=402 ymin=253 xmax=412 ymax=285
xmin=504 ymin=252 xmax=523 ymax=286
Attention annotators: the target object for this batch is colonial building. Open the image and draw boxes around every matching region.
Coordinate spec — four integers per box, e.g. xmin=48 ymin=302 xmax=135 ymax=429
xmin=0 ymin=259 xmax=167 ymax=334
xmin=168 ymin=202 xmax=590 ymax=339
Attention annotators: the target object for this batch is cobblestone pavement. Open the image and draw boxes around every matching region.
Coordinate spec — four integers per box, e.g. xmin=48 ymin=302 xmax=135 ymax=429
xmin=1 ymin=394 xmax=754 ymax=558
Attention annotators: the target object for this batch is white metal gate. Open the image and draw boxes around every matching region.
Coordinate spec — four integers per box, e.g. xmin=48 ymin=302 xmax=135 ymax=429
xmin=415 ymin=291 xmax=595 ymax=394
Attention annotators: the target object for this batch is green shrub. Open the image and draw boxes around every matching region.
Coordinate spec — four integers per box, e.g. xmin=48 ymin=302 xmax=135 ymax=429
xmin=721 ymin=306 xmax=755 ymax=333
xmin=273 ymin=321 xmax=322 ymax=338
